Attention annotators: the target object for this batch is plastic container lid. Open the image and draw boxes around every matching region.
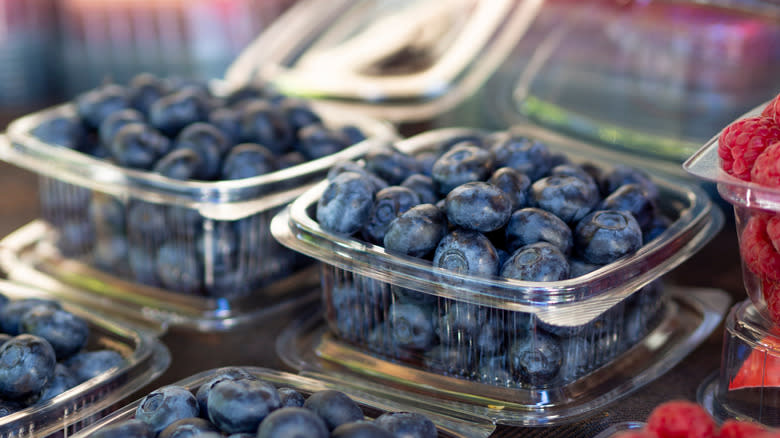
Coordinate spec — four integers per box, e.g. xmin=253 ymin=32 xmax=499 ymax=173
xmin=0 ymin=279 xmax=170 ymax=437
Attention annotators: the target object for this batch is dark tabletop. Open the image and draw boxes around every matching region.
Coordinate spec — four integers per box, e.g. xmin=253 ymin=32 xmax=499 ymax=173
xmin=0 ymin=107 xmax=744 ymax=438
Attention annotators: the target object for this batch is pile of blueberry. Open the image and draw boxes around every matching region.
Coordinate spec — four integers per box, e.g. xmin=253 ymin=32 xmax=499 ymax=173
xmin=90 ymin=367 xmax=439 ymax=438
xmin=0 ymin=293 xmax=125 ymax=417
xmin=315 ymin=130 xmax=670 ymax=388
xmin=30 ymin=73 xmax=367 ymax=298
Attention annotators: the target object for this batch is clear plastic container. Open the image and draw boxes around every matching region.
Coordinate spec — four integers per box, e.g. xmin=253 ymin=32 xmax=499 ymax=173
xmin=0 ymin=103 xmax=394 ymax=332
xmin=0 ymin=279 xmax=170 ymax=438
xmin=70 ymin=366 xmax=496 ymax=438
xmin=270 ymin=127 xmax=728 ymax=425
xmin=592 ymin=422 xmax=647 ymax=438
xmin=698 ymin=299 xmax=780 ymax=428
xmin=684 ymin=101 xmax=780 ymax=325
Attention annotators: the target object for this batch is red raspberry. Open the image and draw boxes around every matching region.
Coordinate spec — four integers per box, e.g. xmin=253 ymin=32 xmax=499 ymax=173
xmin=762 ymin=278 xmax=780 ymax=324
xmin=755 ymin=432 xmax=780 ymax=438
xmin=718 ymin=419 xmax=767 ymax=438
xmin=718 ymin=117 xmax=780 ymax=181
xmin=646 ymin=400 xmax=717 ymax=438
xmin=752 ymin=141 xmax=780 ymax=187
xmin=761 ymin=93 xmax=780 ymax=126
xmin=740 ymin=213 xmax=780 ymax=282
xmin=766 ymin=215 xmax=780 ymax=253
xmin=614 ymin=432 xmax=657 ymax=438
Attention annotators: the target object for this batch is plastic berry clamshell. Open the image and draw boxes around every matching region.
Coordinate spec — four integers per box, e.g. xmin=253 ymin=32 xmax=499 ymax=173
xmin=0 ymin=279 xmax=170 ymax=438
xmin=684 ymin=102 xmax=780 ymax=326
xmin=70 ymin=366 xmax=495 ymax=438
xmin=0 ymin=102 xmax=395 ymax=332
xmin=271 ymin=126 xmax=728 ymax=426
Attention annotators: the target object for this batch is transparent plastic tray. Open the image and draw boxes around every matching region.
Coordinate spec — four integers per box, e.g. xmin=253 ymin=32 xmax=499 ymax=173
xmin=592 ymin=422 xmax=646 ymax=438
xmin=0 ymin=279 xmax=170 ymax=438
xmin=276 ymin=286 xmax=727 ymax=427
xmin=698 ymin=299 xmax=780 ymax=428
xmin=684 ymin=101 xmax=780 ymax=325
xmin=0 ymin=103 xmax=394 ymax=331
xmin=70 ymin=366 xmax=496 ymax=438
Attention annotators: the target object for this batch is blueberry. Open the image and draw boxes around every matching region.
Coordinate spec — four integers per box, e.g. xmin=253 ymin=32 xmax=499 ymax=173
xmin=644 ymin=214 xmax=671 ymax=243
xmin=156 ymin=243 xmax=202 ymax=295
xmin=65 ymin=350 xmax=125 ymax=383
xmin=509 ymin=332 xmax=563 ymax=386
xmin=303 ymin=390 xmax=363 ymax=431
xmin=400 ymin=174 xmax=438 ymax=205
xmin=239 ymin=100 xmax=293 ymax=154
xmin=384 ymin=204 xmax=448 ymax=259
xmin=224 ymin=85 xmax=269 ymax=108
xmin=423 ymin=345 xmax=474 ymax=377
xmin=339 ymin=125 xmax=366 ymax=145
xmin=599 ymin=183 xmax=657 ymax=232
xmin=500 ymin=242 xmax=569 ymax=282
xmin=31 ymin=114 xmax=87 ymax=150
xmin=574 ymin=210 xmax=642 ymax=264
xmin=374 ymin=412 xmax=438 ymax=438
xmin=279 ymin=98 xmax=322 ymax=132
xmin=0 ymin=334 xmax=56 ymax=399
xmin=208 ymin=107 xmax=242 ymax=145
xmin=568 ymin=258 xmax=602 ymax=278
xmin=278 ymin=151 xmax=307 ymax=169
xmin=153 ymin=148 xmax=203 ymax=180
xmin=89 ymin=194 xmax=125 ymax=235
xmin=433 ymin=229 xmax=500 ymax=277
xmin=391 ymin=286 xmax=437 ymax=307
xmin=76 ymin=84 xmax=131 ymax=129
xmin=256 ymin=407 xmax=328 ymax=438
xmin=445 ymin=182 xmax=512 ymax=233
xmin=208 ymin=378 xmax=281 ymax=434
xmin=316 ymin=172 xmax=376 ymax=235
xmin=88 ymin=419 xmax=154 ymax=438
xmin=126 ymin=201 xmax=167 ymax=245
xmin=56 ymin=220 xmax=96 ymax=256
xmin=431 ymin=144 xmax=494 ymax=195
xmin=296 ymin=124 xmax=351 ymax=160
xmin=39 ymin=179 xmax=92 ymax=220
xmin=99 ymin=109 xmax=145 ymax=147
xmin=557 ymin=335 xmax=592 ymax=384
xmin=332 ymin=422 xmax=395 ymax=438
xmin=20 ymin=307 xmax=89 ymax=360
xmin=504 ymin=207 xmax=572 ymax=255
xmin=362 ymin=186 xmax=421 ymax=244
xmin=415 ymin=151 xmax=438 ymax=177
xmin=488 ymin=167 xmax=531 ymax=211
xmin=174 ymin=123 xmax=229 ymax=179
xmin=221 ymin=143 xmax=278 ymax=180
xmin=490 ymin=134 xmax=552 ymax=181
xmin=135 ymin=386 xmax=199 ymax=434
xmin=278 ymin=387 xmax=305 ymax=408
xmin=0 ymin=299 xmax=61 ymax=335
xmin=0 ymin=400 xmax=22 ymax=418
xmin=128 ymin=73 xmax=169 ymax=115
xmin=328 ymin=282 xmax=385 ymax=338
xmin=195 ymin=368 xmax=257 ymax=417
xmin=327 ymin=161 xmax=388 ymax=192
xmin=389 ymin=303 xmax=435 ymax=350
xmin=530 ymin=175 xmax=599 ymax=224
xmin=33 ymin=363 xmax=78 ymax=403
xmin=128 ymin=245 xmax=160 ymax=287
xmin=149 ymin=89 xmax=210 ymax=137
xmin=601 ymin=165 xmax=659 ymax=200
xmin=158 ymin=417 xmax=219 ymax=438
xmin=434 ymin=132 xmax=486 ymax=154
xmin=110 ymin=123 xmax=172 ymax=169
xmin=364 ymin=148 xmax=423 ymax=186
xmin=551 ymin=164 xmax=600 ymax=193
xmin=197 ymin=223 xmax=239 ymax=288
xmin=435 ymin=302 xmax=486 ymax=345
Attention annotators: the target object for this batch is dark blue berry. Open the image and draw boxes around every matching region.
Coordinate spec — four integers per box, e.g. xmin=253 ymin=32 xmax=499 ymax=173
xmin=174 ymin=122 xmax=230 ymax=179
xmin=31 ymin=114 xmax=87 ymax=150
xmin=568 ymin=258 xmax=602 ymax=278
xmin=445 ymin=182 xmax=512 ymax=232
xmin=56 ymin=221 xmax=96 ymax=256
xmin=65 ymin=349 xmax=125 ymax=383
xmin=208 ymin=107 xmax=242 ymax=145
xmin=488 ymin=167 xmax=531 ymax=211
xmin=0 ymin=299 xmax=61 ymax=335
xmin=362 ymin=186 xmax=420 ymax=244
xmin=433 ymin=229 xmax=500 ymax=277
xmin=434 ymin=132 xmax=487 ymax=154
xmin=153 ymin=148 xmax=202 ymax=180
xmin=551 ymin=164 xmax=600 ymax=198
xmin=88 ymin=419 xmax=153 ymax=438
xmin=221 ymin=143 xmax=278 ymax=180
xmin=431 ymin=144 xmax=494 ymax=195
xmin=128 ymin=245 xmax=160 ymax=287
xmin=207 ymin=379 xmax=281 ymax=434
xmin=76 ymin=84 xmax=131 ymax=129
xmin=574 ymin=210 xmax=642 ymax=264
xmin=339 ymin=125 xmax=366 ymax=145
xmin=278 ymin=151 xmax=306 ymax=169
xmin=327 ymin=161 xmax=388 ymax=192
xmin=195 ymin=368 xmax=257 ymax=417
xmin=99 ymin=109 xmax=145 ymax=147
xmin=423 ymin=345 xmax=475 ymax=377
xmin=256 ymin=407 xmax=328 ymax=438
xmin=504 ymin=207 xmax=572 ymax=255
xmin=128 ymin=73 xmax=169 ymax=116
xmin=158 ymin=417 xmax=219 ymax=438
xmin=296 ymin=124 xmax=351 ymax=160
xmin=599 ymin=183 xmax=657 ymax=232
xmin=126 ymin=201 xmax=167 ymax=245
xmin=374 ymin=412 xmax=438 ymax=438
xmin=644 ymin=214 xmax=671 ymax=243
xmin=389 ymin=303 xmax=435 ymax=350
xmin=557 ymin=335 xmax=593 ymax=383
xmin=500 ymin=242 xmax=569 ymax=281
xmin=279 ymin=98 xmax=322 ymax=132
xmin=490 ymin=134 xmax=552 ymax=181
xmin=135 ymin=386 xmax=199 ymax=434
xmin=364 ymin=148 xmax=423 ymax=186
xmin=332 ymin=422 xmax=394 ymax=438
xmin=383 ymin=204 xmax=448 ymax=259
xmin=601 ymin=165 xmax=659 ymax=200
xmin=110 ymin=123 xmax=172 ymax=169
xmin=435 ymin=302 xmax=486 ymax=345
xmin=20 ymin=307 xmax=89 ymax=360
xmin=530 ymin=175 xmax=599 ymax=224
xmin=509 ymin=332 xmax=563 ymax=386
xmin=400 ymin=174 xmax=438 ymax=205
xmin=33 ymin=363 xmax=78 ymax=403
xmin=0 ymin=334 xmax=56 ymax=399
xmin=156 ymin=243 xmax=202 ymax=295
xmin=239 ymin=100 xmax=293 ymax=155
xmin=149 ymin=89 xmax=210 ymax=137
xmin=277 ymin=387 xmax=305 ymax=408
xmin=303 ymin=390 xmax=363 ymax=431
xmin=89 ymin=195 xmax=125 ymax=235
xmin=316 ymin=172 xmax=376 ymax=235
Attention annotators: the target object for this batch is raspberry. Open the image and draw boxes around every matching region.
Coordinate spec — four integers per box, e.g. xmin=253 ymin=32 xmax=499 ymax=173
xmin=646 ymin=400 xmax=717 ymax=438
xmin=761 ymin=93 xmax=780 ymax=126
xmin=718 ymin=117 xmax=780 ymax=181
xmin=767 ymin=215 xmax=780 ymax=253
xmin=718 ymin=419 xmax=767 ymax=438
xmin=740 ymin=213 xmax=780 ymax=282
xmin=752 ymin=142 xmax=780 ymax=187
xmin=762 ymin=278 xmax=780 ymax=324
xmin=614 ymin=432 xmax=657 ymax=438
